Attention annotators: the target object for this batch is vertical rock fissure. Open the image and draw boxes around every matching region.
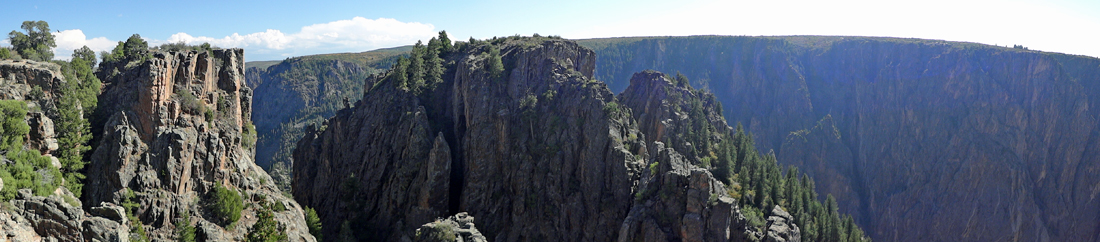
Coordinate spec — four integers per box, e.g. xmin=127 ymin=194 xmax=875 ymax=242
xmin=448 ymin=115 xmax=467 ymax=215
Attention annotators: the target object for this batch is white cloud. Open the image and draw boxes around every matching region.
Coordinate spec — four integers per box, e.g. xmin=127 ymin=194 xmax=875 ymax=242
xmin=52 ymin=29 xmax=117 ymax=61
xmin=162 ymin=17 xmax=437 ymax=60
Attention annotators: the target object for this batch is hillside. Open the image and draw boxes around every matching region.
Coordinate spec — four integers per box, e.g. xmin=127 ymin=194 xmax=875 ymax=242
xmin=291 ymin=35 xmax=867 ymax=241
xmin=579 ymin=36 xmax=1100 ymax=241
xmin=244 ymin=46 xmax=408 ymax=190
xmin=239 ymin=35 xmax=1100 ymax=241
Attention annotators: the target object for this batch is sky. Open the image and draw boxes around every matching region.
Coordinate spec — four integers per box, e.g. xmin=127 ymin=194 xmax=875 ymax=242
xmin=1 ymin=0 xmax=1098 ymax=61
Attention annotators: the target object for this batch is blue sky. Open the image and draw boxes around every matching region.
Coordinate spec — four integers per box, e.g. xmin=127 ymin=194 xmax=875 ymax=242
xmin=2 ymin=0 xmax=1098 ymax=61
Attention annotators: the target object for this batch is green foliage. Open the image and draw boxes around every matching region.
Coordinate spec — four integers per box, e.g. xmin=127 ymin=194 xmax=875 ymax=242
xmin=649 ymin=162 xmax=659 ymax=176
xmin=0 ymin=100 xmax=62 ymax=200
xmin=0 ymin=100 xmax=29 ymax=148
xmin=437 ymin=31 xmax=453 ymax=54
xmin=176 ymin=89 xmax=205 ymax=114
xmin=123 ymin=34 xmax=149 ymax=60
xmin=8 ymin=20 xmax=56 ymax=61
xmin=242 ymin=121 xmax=256 ymax=149
xmin=247 ymin=202 xmax=288 ymax=242
xmin=176 ymin=212 xmax=196 ymax=242
xmin=53 ymin=57 xmax=101 ymax=197
xmin=487 ymin=46 xmax=505 ymax=82
xmin=155 ymin=41 xmax=217 ymax=52
xmin=73 ymin=46 xmax=97 ymax=67
xmin=389 ymin=57 xmax=410 ymax=90
xmin=121 ymin=188 xmax=149 ymax=242
xmin=304 ymin=207 xmax=323 ymax=242
xmin=103 ymin=41 xmax=126 ymax=63
xmin=675 ymin=71 xmax=691 ymax=88
xmin=208 ymin=184 xmax=244 ymax=226
xmin=0 ymin=48 xmax=12 ymax=59
xmin=603 ymin=101 xmax=622 ymax=115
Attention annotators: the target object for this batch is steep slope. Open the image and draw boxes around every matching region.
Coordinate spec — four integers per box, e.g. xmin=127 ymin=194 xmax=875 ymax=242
xmin=0 ymin=59 xmax=130 ymax=241
xmin=293 ymin=37 xmax=648 ymax=241
xmin=88 ymin=49 xmax=315 ymax=241
xmin=293 ymin=36 xmax=869 ymax=242
xmin=581 ymin=36 xmax=1100 ymax=241
xmin=244 ymin=47 xmax=406 ymax=191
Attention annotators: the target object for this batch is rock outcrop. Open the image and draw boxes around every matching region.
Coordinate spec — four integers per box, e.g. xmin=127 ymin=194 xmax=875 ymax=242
xmin=1 ymin=59 xmax=68 ymax=160
xmin=87 ymin=49 xmax=315 ymax=241
xmin=294 ymin=38 xmax=648 ymax=241
xmin=582 ymin=36 xmax=1100 ymax=241
xmin=0 ymin=188 xmax=131 ymax=242
xmin=617 ymin=143 xmax=756 ymax=242
xmin=293 ymin=37 xmax=815 ymax=241
xmin=413 ymin=212 xmax=488 ymax=242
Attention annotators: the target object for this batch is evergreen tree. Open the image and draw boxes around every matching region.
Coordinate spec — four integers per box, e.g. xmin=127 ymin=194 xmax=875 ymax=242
xmin=437 ymin=31 xmax=453 ymax=54
xmin=390 ymin=57 xmax=410 ymax=90
xmin=73 ymin=45 xmax=97 ymax=67
xmin=8 ymin=20 xmax=55 ymax=61
xmin=487 ymin=46 xmax=504 ymax=82
xmin=408 ymin=40 xmax=426 ymax=90
xmin=425 ymin=38 xmax=445 ymax=89
xmin=123 ymin=34 xmax=149 ymax=59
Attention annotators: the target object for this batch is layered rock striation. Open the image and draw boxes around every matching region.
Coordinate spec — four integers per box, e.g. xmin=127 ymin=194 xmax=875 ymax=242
xmin=88 ymin=49 xmax=314 ymax=241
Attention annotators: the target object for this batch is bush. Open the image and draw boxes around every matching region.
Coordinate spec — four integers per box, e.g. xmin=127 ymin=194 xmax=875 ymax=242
xmin=305 ymin=207 xmax=323 ymax=241
xmin=242 ymin=121 xmax=256 ymax=149
xmin=0 ymin=100 xmax=62 ymax=200
xmin=247 ymin=202 xmax=288 ymax=242
xmin=176 ymin=212 xmax=195 ymax=242
xmin=0 ymin=48 xmax=11 ymax=59
xmin=121 ymin=188 xmax=149 ymax=242
xmin=176 ymin=89 xmax=205 ymax=114
xmin=208 ymin=184 xmax=243 ymax=226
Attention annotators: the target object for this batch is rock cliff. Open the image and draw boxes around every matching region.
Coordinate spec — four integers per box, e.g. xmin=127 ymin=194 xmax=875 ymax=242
xmin=292 ymin=37 xmax=841 ymax=241
xmin=87 ymin=49 xmax=315 ymax=241
xmin=294 ymin=37 xmax=648 ymax=241
xmin=0 ymin=59 xmax=126 ymax=241
xmin=244 ymin=48 xmax=408 ymax=193
xmin=582 ymin=36 xmax=1100 ymax=241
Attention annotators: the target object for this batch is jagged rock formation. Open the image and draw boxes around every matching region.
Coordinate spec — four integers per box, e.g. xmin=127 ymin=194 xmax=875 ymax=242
xmin=582 ymin=36 xmax=1100 ymax=241
xmin=413 ymin=212 xmax=488 ymax=242
xmin=7 ymin=188 xmax=131 ymax=242
xmin=616 ymin=71 xmax=770 ymax=242
xmin=87 ymin=49 xmax=315 ymax=241
xmin=1 ymin=59 xmax=67 ymax=160
xmin=0 ymin=60 xmax=125 ymax=241
xmin=618 ymin=143 xmax=756 ymax=242
xmin=294 ymin=38 xmax=648 ymax=241
xmin=0 ymin=59 xmax=66 ymax=102
xmin=292 ymin=37 xmax=823 ymax=241
xmin=244 ymin=47 xmax=408 ymax=193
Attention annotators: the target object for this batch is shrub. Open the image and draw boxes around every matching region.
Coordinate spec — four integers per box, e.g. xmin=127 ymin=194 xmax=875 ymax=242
xmin=246 ymin=203 xmax=287 ymax=242
xmin=304 ymin=207 xmax=323 ymax=241
xmin=121 ymin=188 xmax=149 ymax=242
xmin=208 ymin=184 xmax=243 ymax=226
xmin=176 ymin=212 xmax=196 ymax=242
xmin=242 ymin=121 xmax=256 ymax=149
xmin=0 ymin=100 xmax=62 ymax=200
xmin=176 ymin=89 xmax=205 ymax=114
